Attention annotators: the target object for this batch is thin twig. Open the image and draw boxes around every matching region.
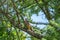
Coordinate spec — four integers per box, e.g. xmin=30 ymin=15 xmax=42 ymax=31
xmin=0 ymin=0 xmax=6 ymax=6
xmin=14 ymin=27 xmax=20 ymax=40
xmin=35 ymin=0 xmax=52 ymax=20
xmin=30 ymin=21 xmax=49 ymax=25
xmin=11 ymin=0 xmax=21 ymax=26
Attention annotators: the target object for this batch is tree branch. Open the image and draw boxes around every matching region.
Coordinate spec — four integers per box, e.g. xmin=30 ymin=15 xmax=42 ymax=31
xmin=0 ymin=10 xmax=43 ymax=39
xmin=30 ymin=21 xmax=49 ymax=25
xmin=11 ymin=0 xmax=21 ymax=26
xmin=35 ymin=0 xmax=52 ymax=20
xmin=0 ymin=0 xmax=6 ymax=6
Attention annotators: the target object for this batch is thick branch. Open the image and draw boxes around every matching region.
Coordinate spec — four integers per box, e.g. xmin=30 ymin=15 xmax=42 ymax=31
xmin=0 ymin=10 xmax=43 ymax=39
xmin=21 ymin=28 xmax=43 ymax=39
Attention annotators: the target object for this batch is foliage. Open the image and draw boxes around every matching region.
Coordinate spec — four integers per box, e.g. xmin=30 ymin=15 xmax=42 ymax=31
xmin=0 ymin=0 xmax=60 ymax=40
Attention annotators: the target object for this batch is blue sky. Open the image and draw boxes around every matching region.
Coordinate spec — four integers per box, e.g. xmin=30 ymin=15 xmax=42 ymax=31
xmin=31 ymin=11 xmax=48 ymax=29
